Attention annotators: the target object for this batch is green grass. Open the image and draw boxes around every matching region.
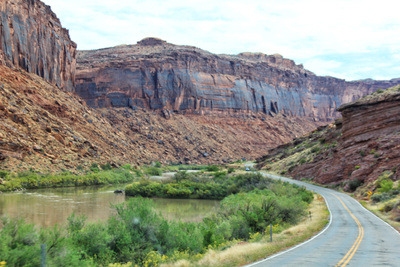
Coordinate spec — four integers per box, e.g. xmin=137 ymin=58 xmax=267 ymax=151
xmin=0 ymin=168 xmax=136 ymax=192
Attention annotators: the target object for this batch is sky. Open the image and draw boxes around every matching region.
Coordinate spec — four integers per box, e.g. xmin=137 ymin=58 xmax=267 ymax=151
xmin=44 ymin=0 xmax=400 ymax=81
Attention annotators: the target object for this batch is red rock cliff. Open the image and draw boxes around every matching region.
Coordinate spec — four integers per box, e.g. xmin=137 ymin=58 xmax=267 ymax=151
xmin=0 ymin=0 xmax=76 ymax=91
xmin=259 ymin=85 xmax=400 ymax=186
xmin=75 ymin=37 xmax=399 ymax=122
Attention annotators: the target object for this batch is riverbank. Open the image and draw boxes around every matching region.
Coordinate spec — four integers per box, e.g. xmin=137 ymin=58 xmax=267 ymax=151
xmin=161 ymin=193 xmax=328 ymax=267
xmin=0 ymin=164 xmax=214 ymax=192
xmin=0 ymin=168 xmax=136 ymax=192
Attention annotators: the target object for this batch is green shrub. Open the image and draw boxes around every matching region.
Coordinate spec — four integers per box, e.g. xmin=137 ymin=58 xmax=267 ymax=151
xmin=0 ymin=178 xmax=314 ymax=266
xmin=121 ymin=164 xmax=132 ymax=170
xmin=174 ymin=171 xmax=190 ymax=183
xmin=144 ymin=167 xmax=162 ymax=176
xmin=378 ymin=179 xmax=393 ymax=193
xmin=227 ymin=167 xmax=235 ymax=174
xmin=0 ymin=170 xmax=9 ymax=178
xmin=100 ymin=163 xmax=113 ymax=170
xmin=348 ymin=179 xmax=362 ymax=191
xmin=381 ymin=202 xmax=395 ymax=212
xmin=76 ymin=165 xmax=84 ymax=171
xmin=311 ymin=146 xmax=320 ymax=153
xmin=299 ymin=158 xmax=307 ymax=164
xmin=0 ymin=169 xmax=135 ymax=192
xmin=206 ymin=165 xmax=219 ymax=172
xmin=371 ymin=193 xmax=392 ymax=203
xmin=213 ymin=171 xmax=227 ymax=179
xmin=154 ymin=161 xmax=162 ymax=168
xmin=90 ymin=163 xmax=100 ymax=173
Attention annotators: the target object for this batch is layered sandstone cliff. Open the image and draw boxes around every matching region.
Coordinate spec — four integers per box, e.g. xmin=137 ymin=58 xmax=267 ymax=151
xmin=76 ymin=37 xmax=399 ymax=122
xmin=258 ymin=85 xmax=400 ymax=186
xmin=0 ymin=0 xmax=76 ymax=91
xmin=0 ymin=63 xmax=319 ymax=172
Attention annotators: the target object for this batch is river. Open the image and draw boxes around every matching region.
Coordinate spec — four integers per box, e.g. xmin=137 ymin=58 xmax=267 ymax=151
xmin=0 ymin=183 xmax=220 ymax=227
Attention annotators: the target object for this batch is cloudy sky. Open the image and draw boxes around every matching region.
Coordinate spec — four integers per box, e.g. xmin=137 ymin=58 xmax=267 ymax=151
xmin=44 ymin=0 xmax=400 ymax=81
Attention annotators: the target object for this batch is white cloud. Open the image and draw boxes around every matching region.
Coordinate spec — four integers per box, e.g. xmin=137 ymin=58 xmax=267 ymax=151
xmin=43 ymin=0 xmax=400 ymax=80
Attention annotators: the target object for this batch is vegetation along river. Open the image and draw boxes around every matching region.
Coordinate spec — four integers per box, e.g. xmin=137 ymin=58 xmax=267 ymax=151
xmin=0 ymin=184 xmax=220 ymax=227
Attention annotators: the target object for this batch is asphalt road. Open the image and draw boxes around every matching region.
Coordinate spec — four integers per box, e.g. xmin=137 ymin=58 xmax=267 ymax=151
xmin=246 ymin=173 xmax=400 ymax=267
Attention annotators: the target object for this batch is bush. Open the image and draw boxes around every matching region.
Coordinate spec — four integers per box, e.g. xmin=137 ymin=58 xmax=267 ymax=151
xmin=144 ymin=167 xmax=162 ymax=176
xmin=154 ymin=161 xmax=162 ymax=168
xmin=0 ymin=169 xmax=135 ymax=192
xmin=121 ymin=164 xmax=132 ymax=170
xmin=174 ymin=171 xmax=190 ymax=183
xmin=100 ymin=163 xmax=113 ymax=171
xmin=0 ymin=170 xmax=9 ymax=178
xmin=227 ymin=167 xmax=235 ymax=174
xmin=378 ymin=179 xmax=393 ymax=193
xmin=1 ymin=178 xmax=314 ymax=266
xmin=311 ymin=146 xmax=320 ymax=153
xmin=206 ymin=165 xmax=219 ymax=172
xmin=213 ymin=171 xmax=227 ymax=179
xmin=348 ymin=179 xmax=362 ymax=191
xmin=90 ymin=163 xmax=100 ymax=173
xmin=371 ymin=193 xmax=392 ymax=203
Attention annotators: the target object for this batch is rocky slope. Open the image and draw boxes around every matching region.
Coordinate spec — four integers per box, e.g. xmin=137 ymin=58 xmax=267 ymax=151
xmin=0 ymin=0 xmax=76 ymax=91
xmin=0 ymin=64 xmax=320 ymax=173
xmin=258 ymin=85 xmax=400 ymax=187
xmin=0 ymin=1 xmax=320 ymax=173
xmin=76 ymin=37 xmax=399 ymax=122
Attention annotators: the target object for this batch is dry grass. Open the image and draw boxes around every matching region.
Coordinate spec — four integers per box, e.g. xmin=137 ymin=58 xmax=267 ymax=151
xmin=363 ymin=196 xmax=400 ymax=231
xmin=161 ymin=194 xmax=328 ymax=267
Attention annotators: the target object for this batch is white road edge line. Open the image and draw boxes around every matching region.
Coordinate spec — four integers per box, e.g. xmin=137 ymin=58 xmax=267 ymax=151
xmin=352 ymin=195 xmax=400 ymax=236
xmin=245 ymin=177 xmax=333 ymax=267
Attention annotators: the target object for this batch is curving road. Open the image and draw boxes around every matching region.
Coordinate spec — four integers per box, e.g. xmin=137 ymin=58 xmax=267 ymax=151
xmin=246 ymin=173 xmax=400 ymax=267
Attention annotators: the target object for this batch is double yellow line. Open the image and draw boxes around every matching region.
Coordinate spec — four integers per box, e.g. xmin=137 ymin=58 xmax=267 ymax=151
xmin=334 ymin=194 xmax=364 ymax=267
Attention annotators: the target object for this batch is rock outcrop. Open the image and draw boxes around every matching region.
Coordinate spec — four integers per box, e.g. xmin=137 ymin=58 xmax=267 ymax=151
xmin=75 ymin=37 xmax=400 ymax=122
xmin=0 ymin=0 xmax=76 ymax=91
xmin=258 ymin=85 xmax=400 ymax=186
xmin=0 ymin=64 xmax=319 ymax=172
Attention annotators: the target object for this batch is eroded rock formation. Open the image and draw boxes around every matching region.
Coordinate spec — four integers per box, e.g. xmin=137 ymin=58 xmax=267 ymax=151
xmin=76 ymin=37 xmax=400 ymax=122
xmin=0 ymin=0 xmax=76 ymax=91
xmin=258 ymin=85 xmax=400 ymax=186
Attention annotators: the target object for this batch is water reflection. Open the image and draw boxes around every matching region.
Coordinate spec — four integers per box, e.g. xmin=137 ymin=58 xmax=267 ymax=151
xmin=0 ymin=185 xmax=219 ymax=227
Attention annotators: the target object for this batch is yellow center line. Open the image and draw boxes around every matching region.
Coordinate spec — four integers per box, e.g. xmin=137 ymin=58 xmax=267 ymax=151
xmin=333 ymin=194 xmax=364 ymax=267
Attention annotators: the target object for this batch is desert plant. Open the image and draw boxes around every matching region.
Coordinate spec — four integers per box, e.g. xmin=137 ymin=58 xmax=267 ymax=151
xmin=100 ymin=163 xmax=112 ymax=171
xmin=228 ymin=167 xmax=235 ymax=174
xmin=144 ymin=167 xmax=162 ymax=176
xmin=153 ymin=161 xmax=162 ymax=168
xmin=90 ymin=163 xmax=100 ymax=173
xmin=348 ymin=179 xmax=362 ymax=191
xmin=371 ymin=192 xmax=392 ymax=203
xmin=206 ymin=165 xmax=219 ymax=172
xmin=173 ymin=171 xmax=190 ymax=183
xmin=378 ymin=179 xmax=393 ymax=193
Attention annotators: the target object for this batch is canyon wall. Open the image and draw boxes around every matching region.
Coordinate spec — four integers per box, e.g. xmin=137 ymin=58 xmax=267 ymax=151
xmin=259 ymin=85 xmax=400 ymax=186
xmin=76 ymin=37 xmax=400 ymax=122
xmin=0 ymin=0 xmax=76 ymax=91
